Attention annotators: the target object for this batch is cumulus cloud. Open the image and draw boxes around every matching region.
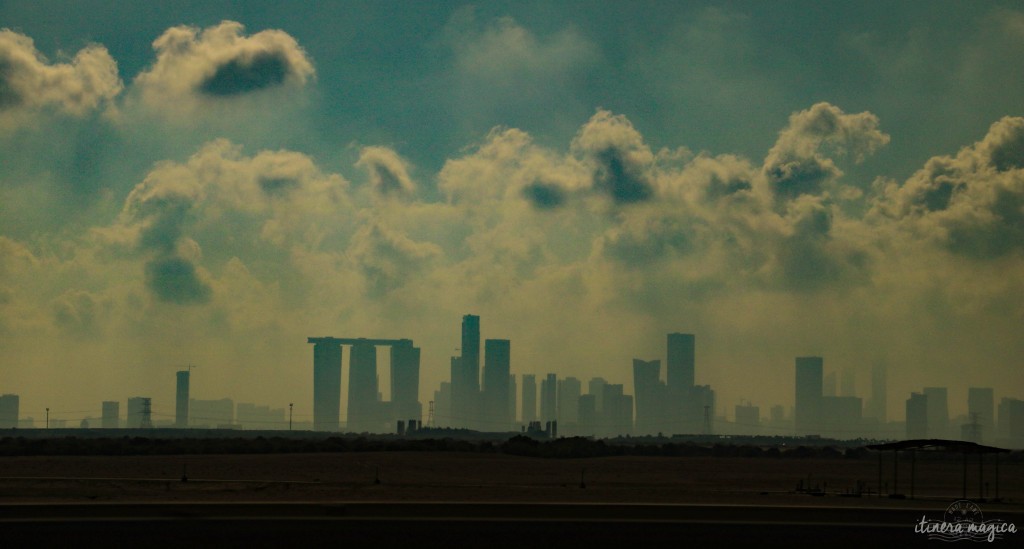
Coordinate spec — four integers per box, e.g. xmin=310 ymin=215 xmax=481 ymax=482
xmin=572 ymin=110 xmax=656 ymax=204
xmin=876 ymin=116 xmax=1024 ymax=259
xmin=355 ymin=146 xmax=416 ymax=197
xmin=133 ymin=21 xmax=314 ymax=113
xmin=0 ymin=29 xmax=121 ymax=128
xmin=763 ymin=102 xmax=889 ymax=201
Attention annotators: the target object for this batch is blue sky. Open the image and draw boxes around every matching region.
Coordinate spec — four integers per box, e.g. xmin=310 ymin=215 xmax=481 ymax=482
xmin=1 ymin=1 xmax=1022 ymax=427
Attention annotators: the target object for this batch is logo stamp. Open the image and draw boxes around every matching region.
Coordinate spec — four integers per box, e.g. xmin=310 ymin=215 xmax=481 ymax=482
xmin=915 ymin=500 xmax=1018 ymax=542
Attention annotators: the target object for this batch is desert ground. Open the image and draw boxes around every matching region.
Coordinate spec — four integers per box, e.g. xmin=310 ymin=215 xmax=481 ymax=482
xmin=1 ymin=451 xmax=1020 ymax=508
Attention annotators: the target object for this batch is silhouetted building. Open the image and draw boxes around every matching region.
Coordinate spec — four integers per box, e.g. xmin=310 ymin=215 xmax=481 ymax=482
xmin=588 ymin=377 xmax=607 ymax=416
xmin=391 ymin=339 xmax=422 ymax=424
xmin=794 ymin=357 xmax=823 ymax=435
xmin=997 ymin=397 xmax=1024 ymax=446
xmin=923 ymin=387 xmax=949 ymax=439
xmin=0 ymin=394 xmax=19 ymax=429
xmin=310 ymin=339 xmax=342 ymax=431
xmin=540 ymin=373 xmax=557 ymax=422
xmin=521 ymin=374 xmax=537 ymax=424
xmin=601 ymin=384 xmax=633 ymax=437
xmin=433 ymin=381 xmax=451 ymax=428
xmin=823 ymin=371 xmax=837 ymax=397
xmin=820 ymin=395 xmax=862 ymax=439
xmin=866 ymin=363 xmax=887 ymax=423
xmin=451 ymin=314 xmax=481 ymax=429
xmin=126 ymin=396 xmax=152 ymax=429
xmin=666 ymin=333 xmax=695 ymax=391
xmin=735 ymin=403 xmax=760 ymax=435
xmin=632 ymin=359 xmax=665 ymax=435
xmin=190 ymin=398 xmax=233 ymax=428
xmin=236 ymin=402 xmax=286 ymax=430
xmin=175 ymin=370 xmax=190 ymax=428
xmin=101 ymin=401 xmax=119 ymax=429
xmin=348 ymin=341 xmax=381 ymax=432
xmin=840 ymin=369 xmax=855 ymax=397
xmin=578 ymin=394 xmax=597 ymax=436
xmin=967 ymin=387 xmax=994 ymax=444
xmin=906 ymin=392 xmax=928 ymax=439
xmin=508 ymin=374 xmax=517 ymax=424
xmin=557 ymin=376 xmax=581 ymax=431
xmin=482 ymin=339 xmax=511 ymax=431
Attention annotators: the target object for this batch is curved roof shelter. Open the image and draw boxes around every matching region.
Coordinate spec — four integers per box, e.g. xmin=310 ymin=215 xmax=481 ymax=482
xmin=866 ymin=439 xmax=1012 ymax=501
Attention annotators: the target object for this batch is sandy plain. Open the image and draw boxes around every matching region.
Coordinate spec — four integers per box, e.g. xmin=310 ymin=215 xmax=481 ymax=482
xmin=1 ymin=451 xmax=1020 ymax=508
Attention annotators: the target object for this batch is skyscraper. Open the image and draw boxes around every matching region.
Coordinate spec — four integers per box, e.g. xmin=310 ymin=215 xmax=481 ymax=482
xmin=482 ymin=339 xmax=511 ymax=431
xmin=923 ymin=387 xmax=949 ymax=439
xmin=906 ymin=392 xmax=928 ymax=439
xmin=632 ymin=359 xmax=664 ymax=435
xmin=348 ymin=341 xmax=380 ymax=432
xmin=795 ymin=356 xmax=824 ymax=435
xmin=540 ymin=373 xmax=557 ymax=422
xmin=666 ymin=333 xmax=695 ymax=393
xmin=175 ymin=370 xmax=190 ymax=428
xmin=390 ymin=339 xmax=422 ymax=423
xmin=311 ymin=340 xmax=342 ymax=431
xmin=558 ymin=377 xmax=582 ymax=433
xmin=452 ymin=314 xmax=481 ymax=429
xmin=968 ymin=387 xmax=994 ymax=443
xmin=101 ymin=401 xmax=119 ymax=429
xmin=521 ymin=374 xmax=537 ymax=424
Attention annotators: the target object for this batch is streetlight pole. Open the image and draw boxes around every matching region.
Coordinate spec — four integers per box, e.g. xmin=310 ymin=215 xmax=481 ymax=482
xmin=46 ymin=408 xmax=49 ymax=429
xmin=289 ymin=403 xmax=293 ymax=431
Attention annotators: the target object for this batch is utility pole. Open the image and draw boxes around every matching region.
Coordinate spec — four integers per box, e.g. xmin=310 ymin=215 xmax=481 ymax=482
xmin=427 ymin=400 xmax=435 ymax=428
xmin=46 ymin=407 xmax=49 ymax=429
xmin=289 ymin=403 xmax=293 ymax=431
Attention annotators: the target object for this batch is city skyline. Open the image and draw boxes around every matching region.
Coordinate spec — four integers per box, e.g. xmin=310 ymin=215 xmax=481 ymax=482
xmin=1 ymin=3 xmax=1023 ymax=430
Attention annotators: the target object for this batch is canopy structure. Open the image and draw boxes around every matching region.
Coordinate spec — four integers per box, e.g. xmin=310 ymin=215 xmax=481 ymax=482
xmin=866 ymin=439 xmax=1011 ymax=500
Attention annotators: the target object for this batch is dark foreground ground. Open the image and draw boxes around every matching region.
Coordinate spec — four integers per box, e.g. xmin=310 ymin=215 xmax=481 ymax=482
xmin=1 ymin=451 xmax=1021 ymax=546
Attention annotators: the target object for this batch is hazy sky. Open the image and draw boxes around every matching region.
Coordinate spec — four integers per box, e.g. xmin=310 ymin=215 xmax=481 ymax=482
xmin=1 ymin=1 xmax=1022 ymax=427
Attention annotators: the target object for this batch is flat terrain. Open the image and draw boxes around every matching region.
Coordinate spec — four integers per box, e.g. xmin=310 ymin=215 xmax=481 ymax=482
xmin=0 ymin=451 xmax=1020 ymax=507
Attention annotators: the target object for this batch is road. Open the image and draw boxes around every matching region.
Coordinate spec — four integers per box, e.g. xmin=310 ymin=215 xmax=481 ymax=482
xmin=6 ymin=502 xmax=1019 ymax=547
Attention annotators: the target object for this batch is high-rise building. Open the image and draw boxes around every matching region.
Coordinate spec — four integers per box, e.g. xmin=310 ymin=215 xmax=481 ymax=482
xmin=866 ymin=363 xmax=887 ymax=423
xmin=557 ymin=376 xmax=581 ymax=431
xmin=390 ymin=340 xmax=422 ymax=423
xmin=521 ymin=374 xmax=537 ymax=424
xmin=348 ymin=341 xmax=380 ymax=432
xmin=540 ymin=373 xmax=557 ymax=422
xmin=795 ymin=357 xmax=824 ymax=435
xmin=906 ymin=392 xmax=928 ymax=439
xmin=666 ymin=333 xmax=695 ymax=392
xmin=735 ymin=404 xmax=760 ymax=435
xmin=311 ymin=339 xmax=342 ymax=431
xmin=632 ymin=359 xmax=665 ymax=435
xmin=175 ymin=370 xmax=190 ymax=428
xmin=433 ymin=381 xmax=451 ymax=428
xmin=588 ymin=377 xmax=608 ymax=416
xmin=923 ymin=387 xmax=949 ymax=439
xmin=482 ymin=339 xmax=511 ymax=431
xmin=996 ymin=397 xmax=1024 ymax=444
xmin=601 ymin=384 xmax=633 ymax=437
xmin=0 ymin=394 xmax=19 ymax=429
xmin=967 ymin=388 xmax=994 ymax=444
xmin=126 ymin=397 xmax=152 ymax=429
xmin=101 ymin=401 xmax=119 ymax=429
xmin=451 ymin=314 xmax=481 ymax=429
xmin=508 ymin=374 xmax=517 ymax=425
xmin=840 ymin=369 xmax=856 ymax=398
xmin=578 ymin=394 xmax=597 ymax=436
xmin=823 ymin=371 xmax=837 ymax=397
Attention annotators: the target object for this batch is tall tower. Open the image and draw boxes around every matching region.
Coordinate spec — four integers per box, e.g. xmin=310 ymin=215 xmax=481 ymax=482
xmin=540 ymin=373 xmax=557 ymax=422
xmin=666 ymin=333 xmax=695 ymax=392
xmin=311 ymin=338 xmax=343 ymax=432
xmin=968 ymin=387 xmax=994 ymax=444
xmin=867 ymin=363 xmax=887 ymax=423
xmin=923 ymin=387 xmax=949 ymax=439
xmin=101 ymin=401 xmax=119 ymax=429
xmin=175 ymin=370 xmax=190 ymax=428
xmin=348 ymin=340 xmax=379 ymax=433
xmin=521 ymin=374 xmax=537 ymax=424
xmin=390 ymin=340 xmax=422 ymax=423
xmin=794 ymin=356 xmax=823 ymax=435
xmin=632 ymin=359 xmax=663 ymax=435
xmin=482 ymin=339 xmax=511 ymax=431
xmin=453 ymin=314 xmax=481 ymax=429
